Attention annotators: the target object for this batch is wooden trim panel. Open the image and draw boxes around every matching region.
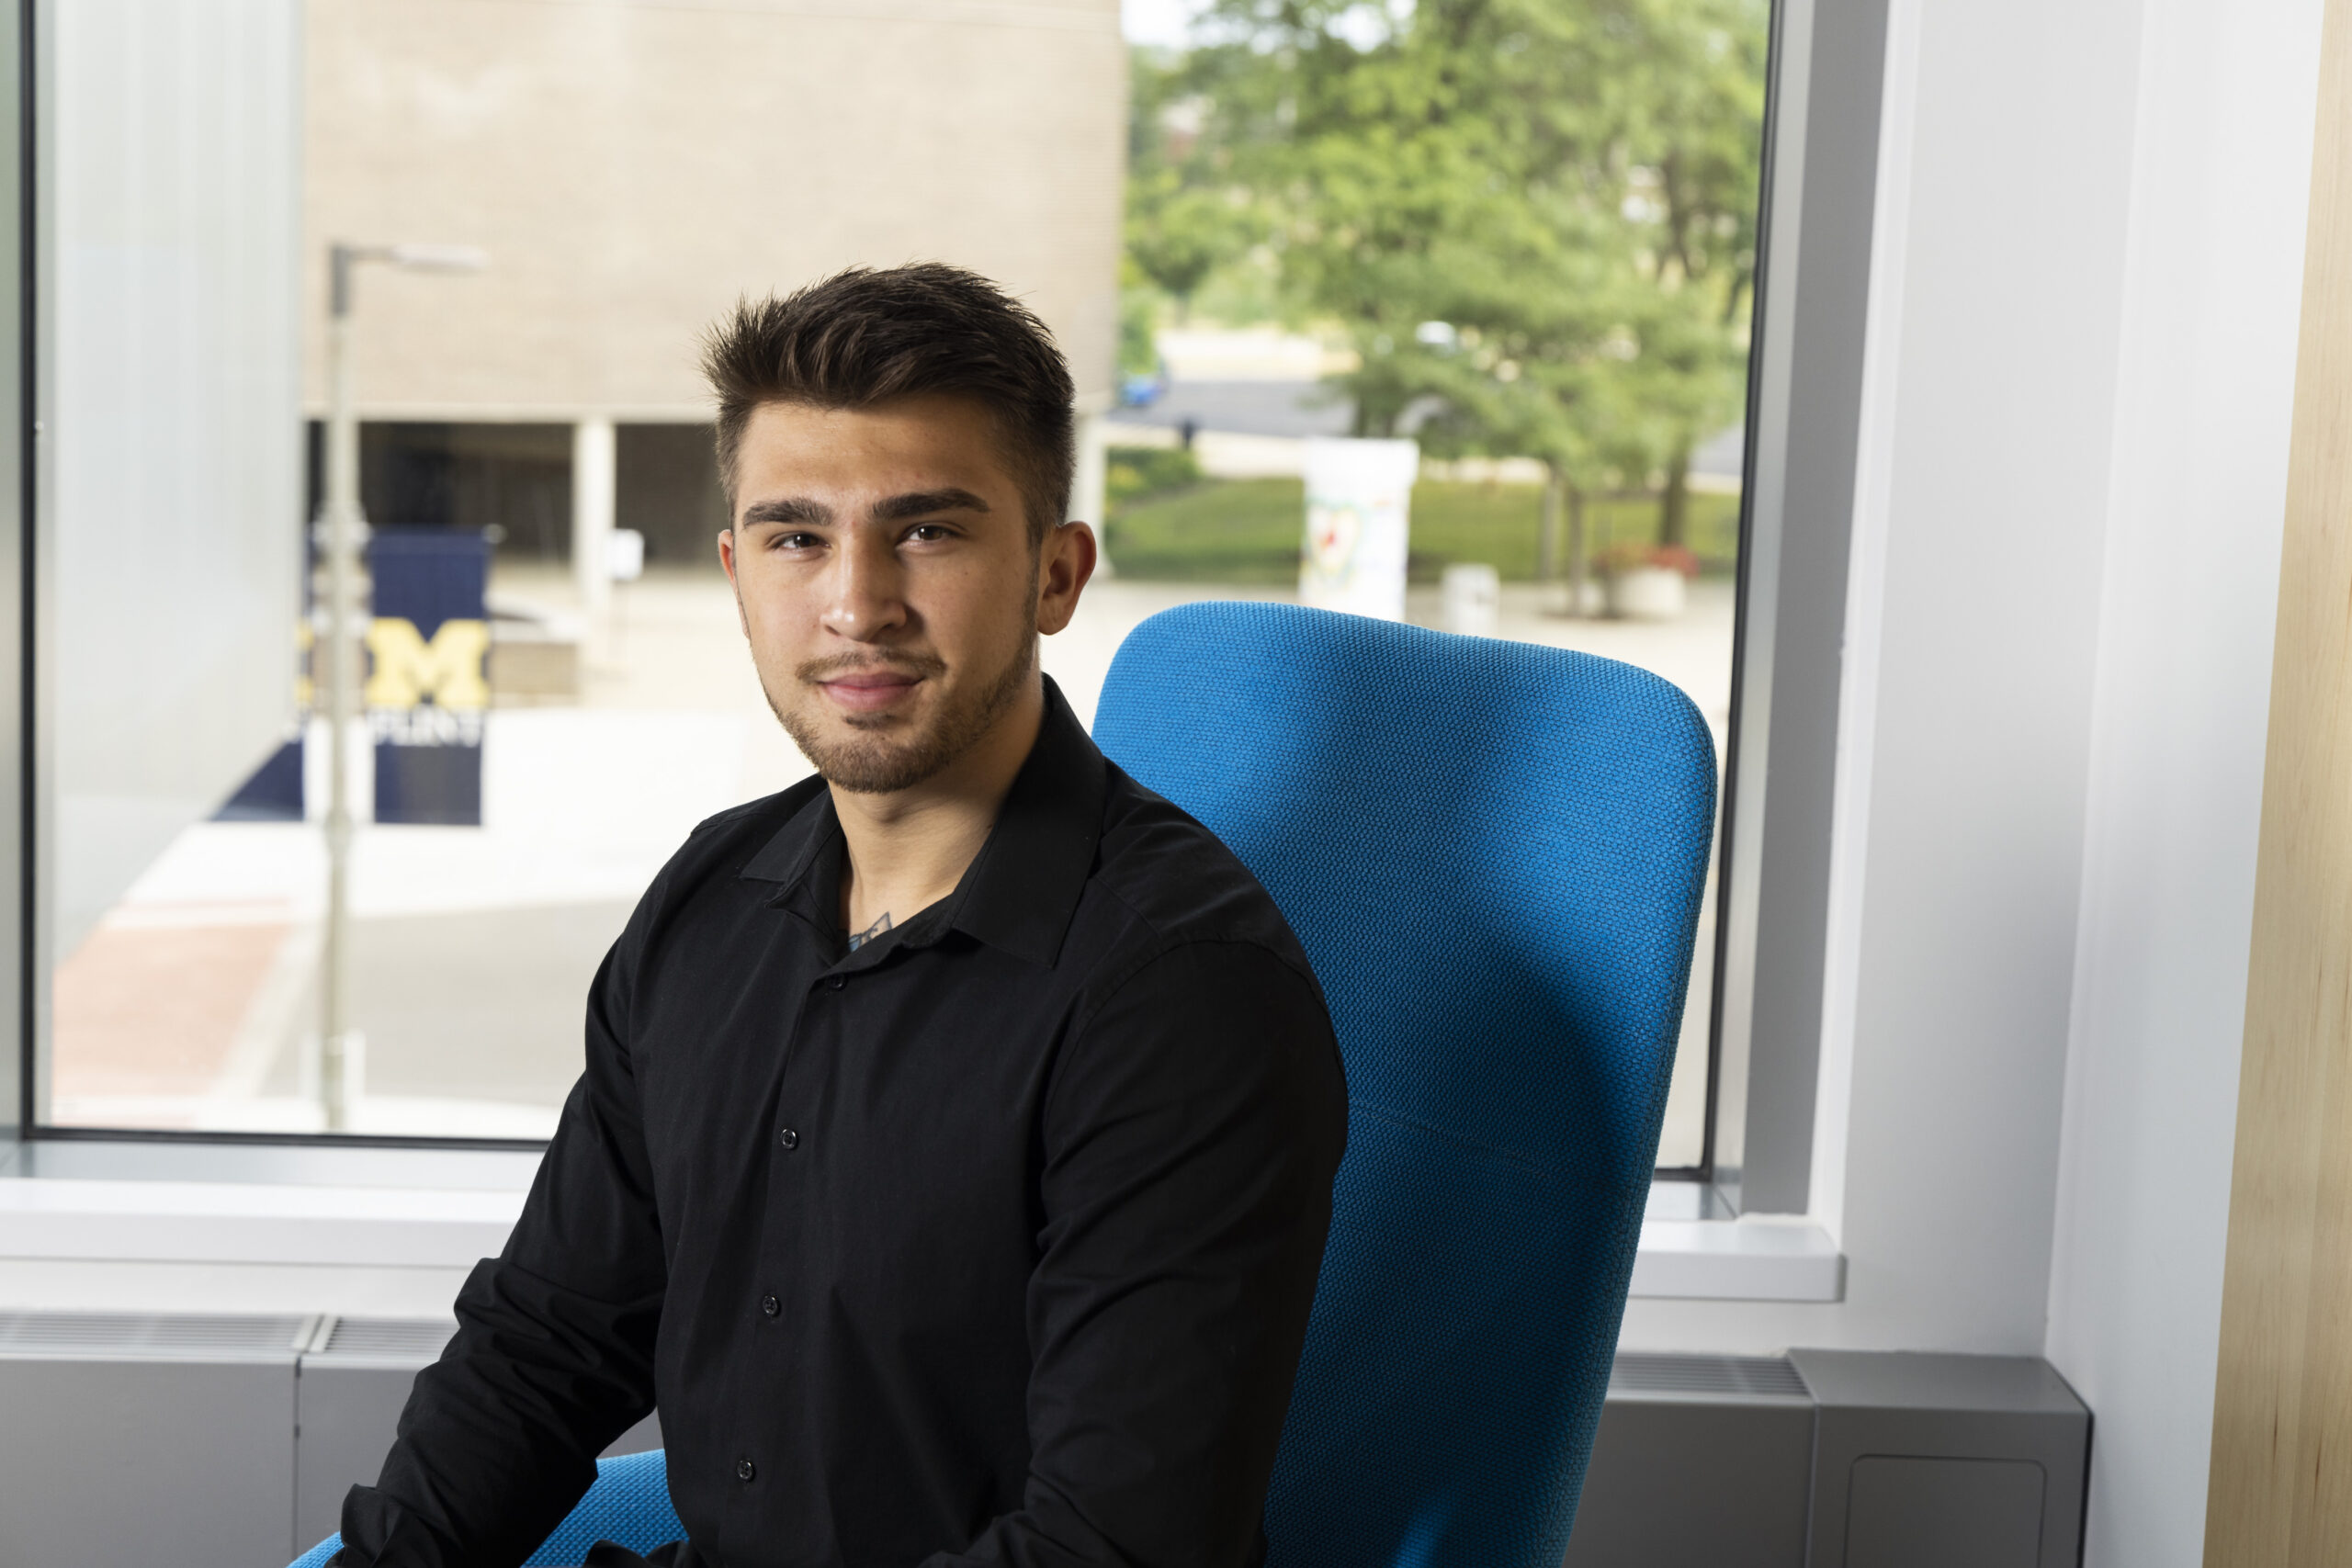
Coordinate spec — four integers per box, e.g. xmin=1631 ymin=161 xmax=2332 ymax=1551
xmin=2207 ymin=1 xmax=2352 ymax=1562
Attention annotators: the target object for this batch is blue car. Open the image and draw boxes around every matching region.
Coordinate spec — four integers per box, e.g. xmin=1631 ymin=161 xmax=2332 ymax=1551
xmin=1119 ymin=367 xmax=1170 ymax=408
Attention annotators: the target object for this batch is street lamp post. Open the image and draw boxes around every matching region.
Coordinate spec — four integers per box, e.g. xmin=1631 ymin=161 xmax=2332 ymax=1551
xmin=319 ymin=242 xmax=485 ymax=1131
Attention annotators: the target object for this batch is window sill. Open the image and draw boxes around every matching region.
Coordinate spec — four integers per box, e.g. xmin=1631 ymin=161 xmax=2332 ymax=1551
xmin=0 ymin=1139 xmax=532 ymax=1280
xmin=1632 ymin=1216 xmax=1845 ymax=1302
xmin=0 ymin=1142 xmax=1844 ymax=1303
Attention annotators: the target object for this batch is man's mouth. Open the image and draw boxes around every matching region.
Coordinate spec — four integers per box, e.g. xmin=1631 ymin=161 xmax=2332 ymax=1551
xmin=815 ymin=670 xmax=924 ymax=714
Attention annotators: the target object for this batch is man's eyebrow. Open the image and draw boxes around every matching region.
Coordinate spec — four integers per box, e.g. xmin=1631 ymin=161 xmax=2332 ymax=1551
xmin=739 ymin=496 xmax=833 ymax=527
xmin=872 ymin=488 xmax=991 ymax=523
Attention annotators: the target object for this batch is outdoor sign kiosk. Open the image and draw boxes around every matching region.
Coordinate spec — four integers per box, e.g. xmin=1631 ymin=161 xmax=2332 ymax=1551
xmin=1300 ymin=436 xmax=1419 ymax=621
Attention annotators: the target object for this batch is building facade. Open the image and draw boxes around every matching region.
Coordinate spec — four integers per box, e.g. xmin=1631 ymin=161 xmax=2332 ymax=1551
xmin=303 ymin=0 xmax=1127 ymax=582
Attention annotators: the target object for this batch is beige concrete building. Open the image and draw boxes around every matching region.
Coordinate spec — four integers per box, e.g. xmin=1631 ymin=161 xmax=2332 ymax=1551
xmin=302 ymin=0 xmax=1127 ymax=584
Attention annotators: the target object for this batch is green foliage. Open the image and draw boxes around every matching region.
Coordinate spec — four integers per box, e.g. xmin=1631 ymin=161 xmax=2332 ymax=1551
xmin=1104 ymin=445 xmax=1205 ymax=510
xmin=1127 ymin=175 xmax=1263 ymax=310
xmin=1104 ymin=476 xmax=1740 ymax=582
xmin=1125 ymin=48 xmax=1272 ymax=317
xmin=1122 ymin=0 xmax=1770 ymax=539
xmin=1108 ymin=478 xmax=1306 ymax=583
xmin=1118 ymin=262 xmax=1165 ymax=379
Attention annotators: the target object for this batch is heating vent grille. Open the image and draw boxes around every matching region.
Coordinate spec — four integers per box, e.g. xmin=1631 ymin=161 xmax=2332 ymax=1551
xmin=1610 ymin=1352 xmax=1809 ymax=1399
xmin=0 ymin=1312 xmax=306 ymax=1356
xmin=320 ymin=1317 xmax=457 ymax=1359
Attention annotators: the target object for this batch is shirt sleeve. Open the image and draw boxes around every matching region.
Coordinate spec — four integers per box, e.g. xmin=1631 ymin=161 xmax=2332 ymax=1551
xmin=926 ymin=939 xmax=1349 ymax=1568
xmin=332 ymin=907 xmax=671 ymax=1568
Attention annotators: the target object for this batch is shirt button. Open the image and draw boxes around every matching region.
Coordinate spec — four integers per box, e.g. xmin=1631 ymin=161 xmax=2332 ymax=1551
xmin=777 ymin=1127 xmax=800 ymax=1150
xmin=736 ymin=1458 xmax=755 ymax=1483
xmin=827 ymin=975 xmax=846 ymax=991
xmin=761 ymin=1293 xmax=780 ymax=1318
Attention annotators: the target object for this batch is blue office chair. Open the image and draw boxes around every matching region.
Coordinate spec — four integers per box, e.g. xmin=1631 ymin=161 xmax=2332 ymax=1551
xmin=289 ymin=1447 xmax=683 ymax=1568
xmin=291 ymin=602 xmax=1713 ymax=1568
xmin=1092 ymin=602 xmax=1716 ymax=1568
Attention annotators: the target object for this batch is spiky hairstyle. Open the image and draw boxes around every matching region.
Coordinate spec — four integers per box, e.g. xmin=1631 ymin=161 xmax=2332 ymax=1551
xmin=701 ymin=264 xmax=1076 ymax=542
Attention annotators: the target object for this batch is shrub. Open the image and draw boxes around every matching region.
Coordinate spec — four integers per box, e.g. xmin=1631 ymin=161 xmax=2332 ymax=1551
xmin=1104 ymin=446 xmax=1204 ymax=512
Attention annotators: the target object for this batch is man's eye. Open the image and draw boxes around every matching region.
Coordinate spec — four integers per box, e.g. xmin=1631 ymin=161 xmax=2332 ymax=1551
xmin=906 ymin=524 xmax=953 ymax=544
xmin=771 ymin=532 xmax=821 ymax=551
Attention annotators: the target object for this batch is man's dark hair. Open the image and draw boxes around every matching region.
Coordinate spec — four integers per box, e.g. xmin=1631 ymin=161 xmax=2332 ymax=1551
xmin=701 ymin=264 xmax=1077 ymax=543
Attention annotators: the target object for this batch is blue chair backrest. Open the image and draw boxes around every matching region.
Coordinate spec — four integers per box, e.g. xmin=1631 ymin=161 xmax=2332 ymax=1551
xmin=289 ymin=1447 xmax=684 ymax=1568
xmin=1092 ymin=602 xmax=1716 ymax=1568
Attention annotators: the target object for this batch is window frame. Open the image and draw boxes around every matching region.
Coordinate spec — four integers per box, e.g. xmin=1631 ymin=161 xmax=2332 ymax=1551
xmin=1702 ymin=0 xmax=1894 ymax=1212
xmin=3 ymin=0 xmax=26 ymax=1154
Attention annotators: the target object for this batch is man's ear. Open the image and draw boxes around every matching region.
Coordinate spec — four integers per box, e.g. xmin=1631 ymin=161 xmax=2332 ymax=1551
xmin=1035 ymin=521 xmax=1098 ymax=637
xmin=718 ymin=526 xmax=751 ymax=638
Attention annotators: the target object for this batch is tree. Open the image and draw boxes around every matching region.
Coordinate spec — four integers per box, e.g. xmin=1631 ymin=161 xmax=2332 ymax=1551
xmin=1178 ymin=0 xmax=1767 ymax=565
xmin=1125 ymin=48 xmax=1267 ymax=321
xmin=1611 ymin=0 xmax=1770 ymax=543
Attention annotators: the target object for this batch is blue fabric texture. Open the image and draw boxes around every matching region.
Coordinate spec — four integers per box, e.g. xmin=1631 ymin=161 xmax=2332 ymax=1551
xmin=288 ymin=1448 xmax=684 ymax=1568
xmin=1091 ymin=602 xmax=1717 ymax=1568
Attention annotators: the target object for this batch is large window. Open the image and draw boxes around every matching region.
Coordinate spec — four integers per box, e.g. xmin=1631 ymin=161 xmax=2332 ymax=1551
xmin=23 ymin=0 xmax=1774 ymax=1174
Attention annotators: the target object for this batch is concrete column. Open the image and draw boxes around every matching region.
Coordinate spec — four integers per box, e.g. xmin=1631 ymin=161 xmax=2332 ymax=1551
xmin=1072 ymin=406 xmax=1114 ymax=576
xmin=572 ymin=415 xmax=616 ymax=626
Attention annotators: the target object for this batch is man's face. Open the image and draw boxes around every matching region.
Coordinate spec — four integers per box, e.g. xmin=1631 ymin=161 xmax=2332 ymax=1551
xmin=718 ymin=394 xmax=1087 ymax=794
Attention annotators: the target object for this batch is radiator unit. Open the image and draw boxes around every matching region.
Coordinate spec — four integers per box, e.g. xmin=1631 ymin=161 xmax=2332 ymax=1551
xmin=1563 ymin=1348 xmax=2092 ymax=1567
xmin=0 ymin=1312 xmax=659 ymax=1568
xmin=0 ymin=1312 xmax=305 ymax=1567
xmin=0 ymin=1314 xmax=2086 ymax=1568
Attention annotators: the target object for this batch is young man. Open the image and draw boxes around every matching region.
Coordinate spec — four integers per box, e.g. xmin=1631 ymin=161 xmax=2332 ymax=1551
xmin=334 ymin=265 xmax=1348 ymax=1568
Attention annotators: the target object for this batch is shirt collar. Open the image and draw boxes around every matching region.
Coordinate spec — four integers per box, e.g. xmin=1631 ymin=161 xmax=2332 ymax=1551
xmin=738 ymin=676 xmax=1107 ymax=969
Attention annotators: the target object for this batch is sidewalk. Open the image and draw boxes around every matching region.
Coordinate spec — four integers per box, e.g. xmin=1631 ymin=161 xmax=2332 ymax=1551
xmin=52 ymin=562 xmax=1732 ymax=1163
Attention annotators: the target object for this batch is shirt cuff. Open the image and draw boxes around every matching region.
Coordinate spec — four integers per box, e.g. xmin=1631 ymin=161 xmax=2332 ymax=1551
xmin=334 ymin=1485 xmax=468 ymax=1568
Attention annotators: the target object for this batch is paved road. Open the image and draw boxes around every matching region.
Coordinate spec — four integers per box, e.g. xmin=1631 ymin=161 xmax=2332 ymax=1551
xmin=1109 ymin=378 xmax=1747 ymax=482
xmin=1109 ymin=379 xmax=1357 ymax=440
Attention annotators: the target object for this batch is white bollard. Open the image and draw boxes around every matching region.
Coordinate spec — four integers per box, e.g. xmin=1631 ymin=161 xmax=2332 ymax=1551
xmin=1442 ymin=562 xmax=1501 ymax=637
xmin=606 ymin=527 xmax=646 ymax=583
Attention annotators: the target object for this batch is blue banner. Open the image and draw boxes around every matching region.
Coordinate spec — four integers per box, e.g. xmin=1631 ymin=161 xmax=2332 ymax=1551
xmin=367 ymin=528 xmax=491 ymax=826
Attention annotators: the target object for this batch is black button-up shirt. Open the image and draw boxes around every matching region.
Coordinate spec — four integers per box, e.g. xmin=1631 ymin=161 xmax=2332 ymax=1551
xmin=338 ymin=682 xmax=1348 ymax=1568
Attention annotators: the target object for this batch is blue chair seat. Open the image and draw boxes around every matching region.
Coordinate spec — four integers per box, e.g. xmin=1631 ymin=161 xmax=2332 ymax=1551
xmin=291 ymin=1447 xmax=683 ymax=1567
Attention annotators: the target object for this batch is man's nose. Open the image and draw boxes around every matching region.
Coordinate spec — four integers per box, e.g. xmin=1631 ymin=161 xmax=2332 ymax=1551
xmin=818 ymin=531 xmax=908 ymax=642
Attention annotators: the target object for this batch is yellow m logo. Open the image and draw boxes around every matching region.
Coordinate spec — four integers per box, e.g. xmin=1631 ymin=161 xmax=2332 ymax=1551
xmin=365 ymin=617 xmax=491 ymax=710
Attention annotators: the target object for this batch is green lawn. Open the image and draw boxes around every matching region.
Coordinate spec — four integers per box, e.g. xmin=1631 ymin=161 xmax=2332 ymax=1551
xmin=1102 ymin=475 xmax=1741 ymax=584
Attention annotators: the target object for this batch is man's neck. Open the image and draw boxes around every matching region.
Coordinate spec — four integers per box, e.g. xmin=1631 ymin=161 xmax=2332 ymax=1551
xmin=833 ymin=677 xmax=1046 ymax=941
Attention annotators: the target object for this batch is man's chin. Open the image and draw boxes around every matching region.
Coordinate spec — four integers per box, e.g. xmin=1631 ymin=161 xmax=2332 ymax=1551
xmin=778 ymin=709 xmax=946 ymax=795
xmin=811 ymin=739 xmax=953 ymax=795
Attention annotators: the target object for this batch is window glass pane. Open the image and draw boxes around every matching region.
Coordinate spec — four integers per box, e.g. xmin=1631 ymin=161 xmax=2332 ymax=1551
xmin=1088 ymin=0 xmax=1767 ymax=1168
xmin=42 ymin=0 xmax=1768 ymax=1165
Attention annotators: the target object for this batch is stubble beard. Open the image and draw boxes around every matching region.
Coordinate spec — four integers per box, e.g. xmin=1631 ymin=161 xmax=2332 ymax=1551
xmin=772 ymin=633 xmax=1037 ymax=795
